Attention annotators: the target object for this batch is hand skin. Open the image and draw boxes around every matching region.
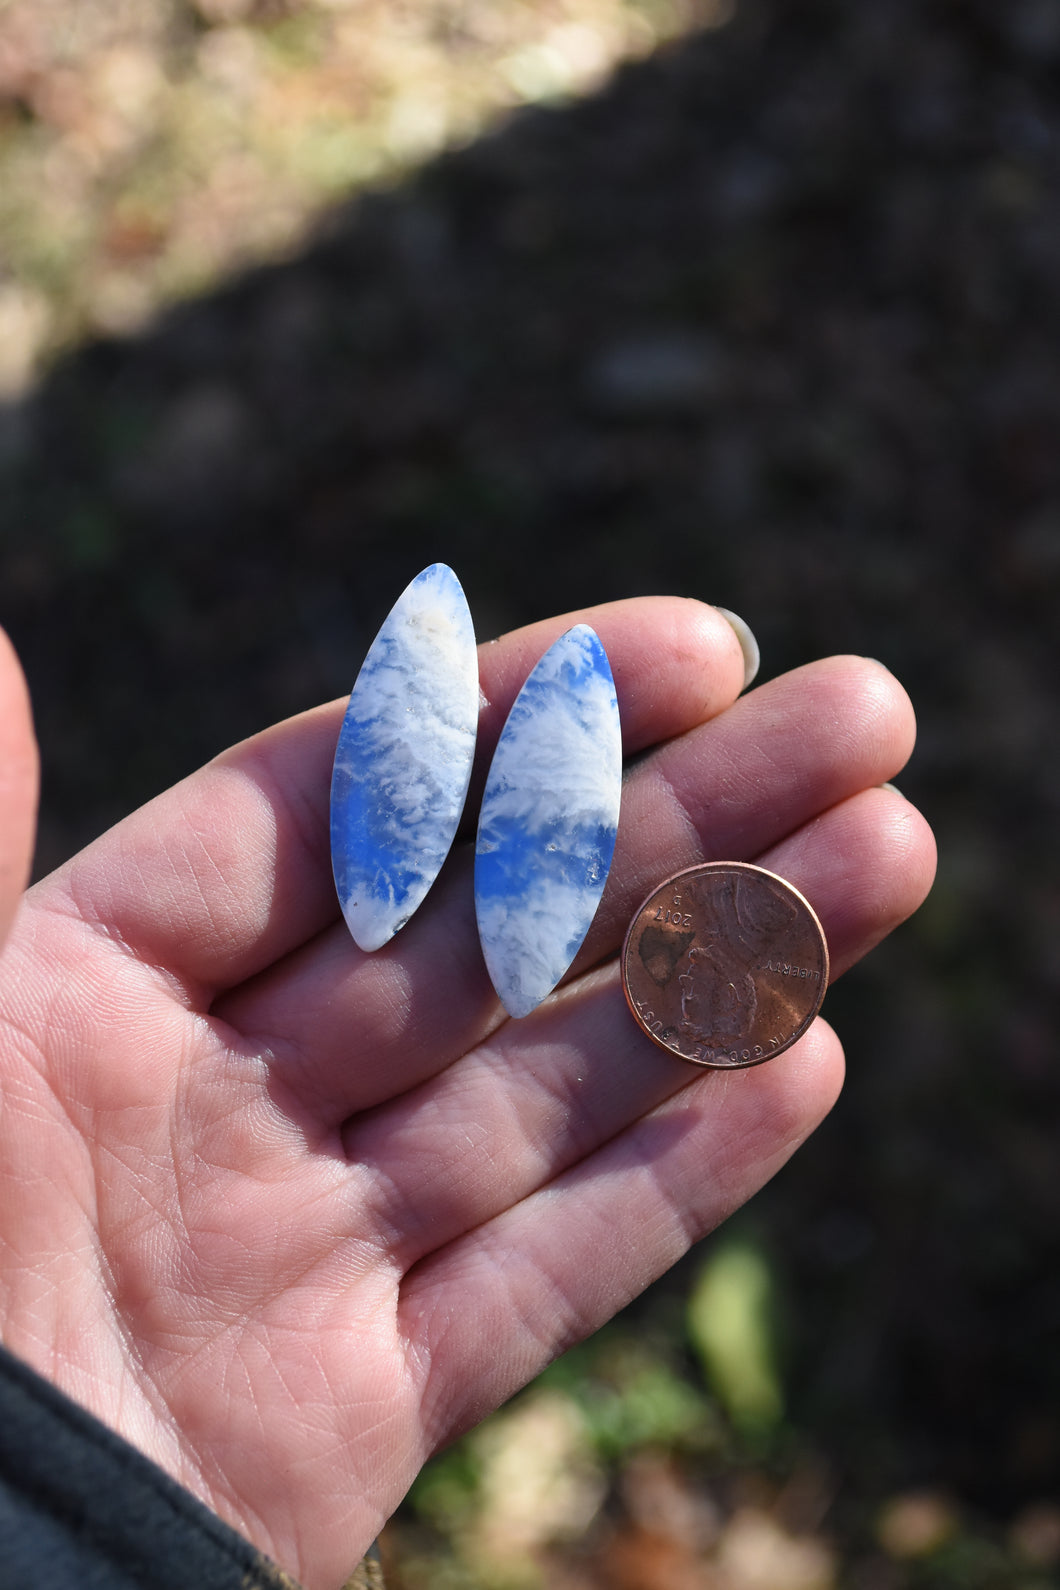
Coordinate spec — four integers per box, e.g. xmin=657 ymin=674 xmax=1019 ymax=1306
xmin=0 ymin=601 xmax=936 ymax=1590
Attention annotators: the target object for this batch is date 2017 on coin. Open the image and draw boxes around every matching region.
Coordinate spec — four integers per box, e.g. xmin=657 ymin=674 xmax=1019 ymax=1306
xmin=621 ymin=862 xmax=829 ymax=1069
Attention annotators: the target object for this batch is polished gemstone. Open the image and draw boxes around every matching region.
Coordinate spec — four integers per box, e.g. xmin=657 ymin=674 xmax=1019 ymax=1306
xmin=475 ymin=624 xmax=622 ymax=1018
xmin=331 ymin=564 xmax=478 ymax=951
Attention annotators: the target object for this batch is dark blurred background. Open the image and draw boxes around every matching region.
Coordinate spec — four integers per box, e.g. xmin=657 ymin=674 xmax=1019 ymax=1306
xmin=1 ymin=0 xmax=1058 ymax=1584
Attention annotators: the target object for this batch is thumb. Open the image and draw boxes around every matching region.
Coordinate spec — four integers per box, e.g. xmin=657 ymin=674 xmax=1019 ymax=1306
xmin=0 ymin=627 xmax=38 ymax=950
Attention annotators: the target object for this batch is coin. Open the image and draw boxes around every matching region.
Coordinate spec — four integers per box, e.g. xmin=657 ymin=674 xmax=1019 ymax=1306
xmin=621 ymin=862 xmax=829 ymax=1068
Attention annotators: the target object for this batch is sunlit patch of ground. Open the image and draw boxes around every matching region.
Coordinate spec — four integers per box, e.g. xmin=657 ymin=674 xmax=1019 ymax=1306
xmin=0 ymin=0 xmax=732 ymax=392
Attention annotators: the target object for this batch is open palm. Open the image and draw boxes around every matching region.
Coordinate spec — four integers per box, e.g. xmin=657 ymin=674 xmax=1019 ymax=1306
xmin=0 ymin=600 xmax=935 ymax=1589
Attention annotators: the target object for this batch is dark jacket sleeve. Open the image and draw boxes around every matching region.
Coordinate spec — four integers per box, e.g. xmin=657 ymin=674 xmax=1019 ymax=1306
xmin=0 ymin=1342 xmax=301 ymax=1589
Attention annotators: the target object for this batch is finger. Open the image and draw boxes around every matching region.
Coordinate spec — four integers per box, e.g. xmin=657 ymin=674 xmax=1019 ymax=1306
xmin=465 ymin=597 xmax=750 ymax=822
xmin=757 ymin=782 xmax=937 ymax=977
xmin=221 ymin=656 xmax=917 ymax=1120
xmin=341 ymin=784 xmax=931 ymax=1267
xmin=41 ymin=599 xmax=745 ymax=1000
xmin=584 ymin=654 xmax=916 ymax=955
xmin=398 ymin=1018 xmax=846 ymax=1450
xmin=0 ymin=628 xmax=39 ymax=952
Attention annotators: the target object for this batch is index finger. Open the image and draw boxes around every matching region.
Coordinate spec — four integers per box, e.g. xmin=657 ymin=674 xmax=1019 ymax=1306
xmin=36 ymin=598 xmax=747 ymax=999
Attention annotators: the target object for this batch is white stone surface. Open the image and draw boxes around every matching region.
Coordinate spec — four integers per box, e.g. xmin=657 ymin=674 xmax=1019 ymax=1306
xmin=331 ymin=564 xmax=478 ymax=951
xmin=475 ymin=624 xmax=622 ymax=1018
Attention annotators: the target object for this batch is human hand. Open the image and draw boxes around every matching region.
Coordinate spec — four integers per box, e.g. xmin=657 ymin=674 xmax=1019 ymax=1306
xmin=0 ymin=600 xmax=935 ymax=1589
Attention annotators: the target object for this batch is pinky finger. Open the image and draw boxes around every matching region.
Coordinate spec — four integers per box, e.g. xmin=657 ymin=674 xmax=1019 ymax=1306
xmin=399 ymin=1018 xmax=845 ymax=1450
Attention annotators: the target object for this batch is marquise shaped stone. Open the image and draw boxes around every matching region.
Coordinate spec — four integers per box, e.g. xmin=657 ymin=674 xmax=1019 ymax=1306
xmin=331 ymin=563 xmax=478 ymax=951
xmin=475 ymin=624 xmax=622 ymax=1018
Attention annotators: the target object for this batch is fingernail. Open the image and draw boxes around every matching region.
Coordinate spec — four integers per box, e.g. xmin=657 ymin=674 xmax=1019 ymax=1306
xmin=879 ymin=781 xmax=905 ymax=798
xmin=715 ymin=608 xmax=760 ymax=690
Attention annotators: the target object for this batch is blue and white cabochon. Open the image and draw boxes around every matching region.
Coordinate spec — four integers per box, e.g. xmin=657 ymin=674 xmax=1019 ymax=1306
xmin=475 ymin=624 xmax=622 ymax=1018
xmin=331 ymin=564 xmax=479 ymax=952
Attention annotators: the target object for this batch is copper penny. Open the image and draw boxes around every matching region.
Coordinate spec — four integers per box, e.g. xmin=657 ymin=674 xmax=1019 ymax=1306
xmin=621 ymin=862 xmax=829 ymax=1068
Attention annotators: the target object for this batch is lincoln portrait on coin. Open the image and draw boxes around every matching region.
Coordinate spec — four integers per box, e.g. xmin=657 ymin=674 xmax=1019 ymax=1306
xmin=678 ymin=873 xmax=798 ymax=1046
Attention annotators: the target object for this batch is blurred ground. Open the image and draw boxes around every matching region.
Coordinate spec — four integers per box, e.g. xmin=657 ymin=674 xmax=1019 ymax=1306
xmin=0 ymin=0 xmax=716 ymax=388
xmin=1 ymin=0 xmax=1059 ymax=1586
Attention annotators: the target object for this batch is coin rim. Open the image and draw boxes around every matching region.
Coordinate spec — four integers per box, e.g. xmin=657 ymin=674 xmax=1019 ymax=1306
xmin=620 ymin=861 xmax=830 ymax=1069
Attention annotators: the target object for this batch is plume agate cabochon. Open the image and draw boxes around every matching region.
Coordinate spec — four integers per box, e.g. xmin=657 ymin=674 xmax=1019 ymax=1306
xmin=331 ymin=564 xmax=479 ymax=952
xmin=475 ymin=624 xmax=622 ymax=1018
